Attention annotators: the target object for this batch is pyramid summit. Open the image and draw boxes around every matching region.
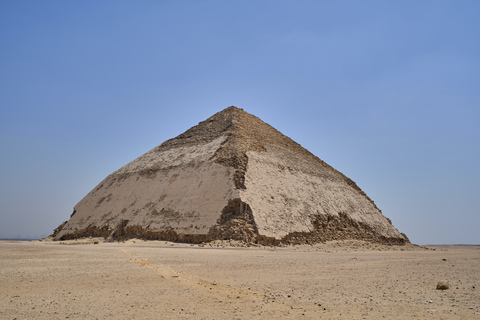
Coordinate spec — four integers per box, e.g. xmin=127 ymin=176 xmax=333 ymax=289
xmin=53 ymin=106 xmax=409 ymax=245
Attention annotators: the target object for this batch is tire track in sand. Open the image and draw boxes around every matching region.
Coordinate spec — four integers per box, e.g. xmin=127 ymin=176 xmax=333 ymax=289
xmin=121 ymin=244 xmax=312 ymax=318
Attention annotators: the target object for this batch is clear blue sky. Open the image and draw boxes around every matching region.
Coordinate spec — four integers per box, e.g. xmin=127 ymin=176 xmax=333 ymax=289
xmin=1 ymin=1 xmax=479 ymax=244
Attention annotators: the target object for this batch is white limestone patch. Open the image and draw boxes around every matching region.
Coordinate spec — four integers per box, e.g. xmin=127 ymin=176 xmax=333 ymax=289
xmin=242 ymin=146 xmax=402 ymax=239
xmin=115 ymin=136 xmax=227 ymax=174
xmin=56 ymin=136 xmax=238 ymax=239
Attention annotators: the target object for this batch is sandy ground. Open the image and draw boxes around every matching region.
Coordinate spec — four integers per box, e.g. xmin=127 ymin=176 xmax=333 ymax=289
xmin=0 ymin=240 xmax=479 ymax=319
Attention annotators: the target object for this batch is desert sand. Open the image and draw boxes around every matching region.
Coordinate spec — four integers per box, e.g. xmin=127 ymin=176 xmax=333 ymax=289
xmin=1 ymin=240 xmax=478 ymax=319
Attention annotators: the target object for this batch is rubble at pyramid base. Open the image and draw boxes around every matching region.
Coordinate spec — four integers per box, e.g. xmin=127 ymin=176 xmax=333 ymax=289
xmin=53 ymin=210 xmax=409 ymax=246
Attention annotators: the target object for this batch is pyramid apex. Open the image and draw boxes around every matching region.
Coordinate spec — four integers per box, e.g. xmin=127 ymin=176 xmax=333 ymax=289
xmin=225 ymin=105 xmax=242 ymax=110
xmin=212 ymin=105 xmax=245 ymax=116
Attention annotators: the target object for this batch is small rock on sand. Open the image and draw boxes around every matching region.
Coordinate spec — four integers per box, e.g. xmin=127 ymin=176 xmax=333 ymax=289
xmin=436 ymin=281 xmax=450 ymax=290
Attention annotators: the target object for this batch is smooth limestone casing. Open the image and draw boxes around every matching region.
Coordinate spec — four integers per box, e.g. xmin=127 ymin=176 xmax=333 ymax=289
xmin=240 ymin=145 xmax=401 ymax=239
xmin=55 ymin=136 xmax=238 ymax=239
xmin=56 ymin=135 xmax=403 ymax=240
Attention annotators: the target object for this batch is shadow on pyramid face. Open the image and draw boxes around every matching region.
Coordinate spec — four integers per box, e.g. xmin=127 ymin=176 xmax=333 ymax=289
xmin=207 ymin=199 xmax=259 ymax=242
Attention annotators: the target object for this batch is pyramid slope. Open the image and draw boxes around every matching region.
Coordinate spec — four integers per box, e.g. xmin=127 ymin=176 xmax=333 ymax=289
xmin=54 ymin=106 xmax=408 ymax=244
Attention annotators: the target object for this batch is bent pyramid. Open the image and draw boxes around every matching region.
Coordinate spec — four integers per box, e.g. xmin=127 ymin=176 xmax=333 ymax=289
xmin=54 ymin=106 xmax=408 ymax=244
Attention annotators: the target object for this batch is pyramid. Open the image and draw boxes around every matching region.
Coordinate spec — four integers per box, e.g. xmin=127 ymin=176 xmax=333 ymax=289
xmin=54 ymin=106 xmax=409 ymax=245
